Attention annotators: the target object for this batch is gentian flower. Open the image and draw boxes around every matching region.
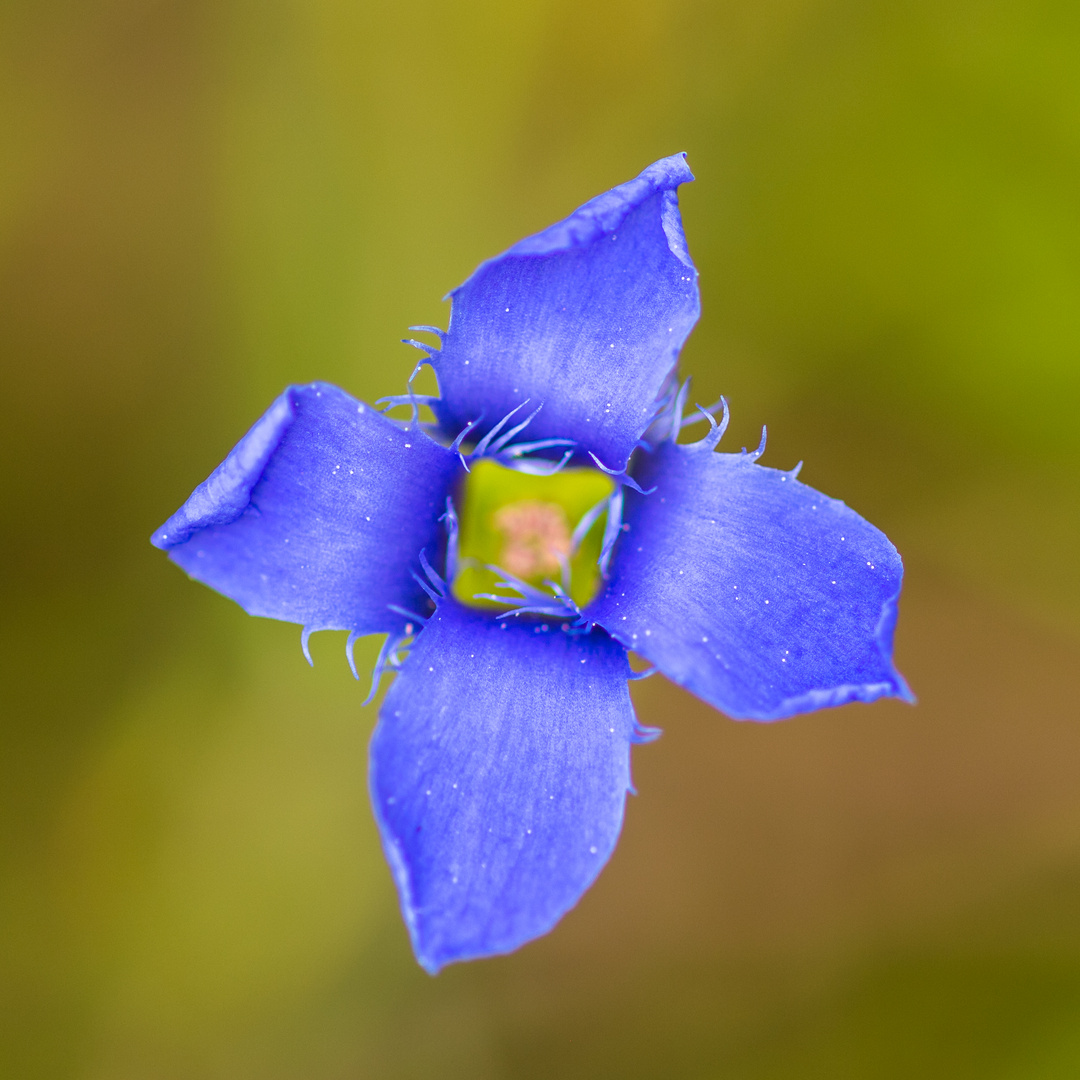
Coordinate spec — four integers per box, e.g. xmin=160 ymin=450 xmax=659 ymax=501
xmin=152 ymin=155 xmax=912 ymax=973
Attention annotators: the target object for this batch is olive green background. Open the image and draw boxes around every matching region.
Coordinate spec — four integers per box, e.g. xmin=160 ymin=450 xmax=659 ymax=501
xmin=2 ymin=1 xmax=1079 ymax=1076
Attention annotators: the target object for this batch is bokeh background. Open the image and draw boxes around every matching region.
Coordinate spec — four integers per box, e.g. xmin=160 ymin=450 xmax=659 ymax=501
xmin=3 ymin=0 xmax=1080 ymax=1076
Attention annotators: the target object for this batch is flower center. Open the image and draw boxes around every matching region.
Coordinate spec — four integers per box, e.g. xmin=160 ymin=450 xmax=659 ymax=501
xmin=453 ymin=459 xmax=614 ymax=610
xmin=492 ymin=500 xmax=571 ymax=580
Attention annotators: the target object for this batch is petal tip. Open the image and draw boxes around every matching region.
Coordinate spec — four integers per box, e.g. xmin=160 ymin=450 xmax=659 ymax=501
xmin=151 ymin=388 xmax=297 ymax=549
xmin=505 ymin=153 xmax=697 ymax=259
xmin=416 ymin=953 xmax=444 ymax=977
xmin=890 ymin=669 xmax=917 ymax=706
xmin=646 ymin=151 xmax=695 ymax=186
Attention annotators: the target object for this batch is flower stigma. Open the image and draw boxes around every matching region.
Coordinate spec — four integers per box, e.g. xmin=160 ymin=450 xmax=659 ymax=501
xmin=492 ymin=500 xmax=570 ymax=580
xmin=453 ymin=459 xmax=615 ymax=610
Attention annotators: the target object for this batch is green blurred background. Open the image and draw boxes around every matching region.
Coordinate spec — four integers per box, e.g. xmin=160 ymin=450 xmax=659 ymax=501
xmin=2 ymin=0 xmax=1080 ymax=1076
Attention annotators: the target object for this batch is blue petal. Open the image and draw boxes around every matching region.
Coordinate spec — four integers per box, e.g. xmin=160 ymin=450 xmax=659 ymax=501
xmin=369 ymin=603 xmax=636 ymax=972
xmin=586 ymin=442 xmax=913 ymax=721
xmin=152 ymin=382 xmax=461 ymax=635
xmin=428 ymin=155 xmax=700 ymax=470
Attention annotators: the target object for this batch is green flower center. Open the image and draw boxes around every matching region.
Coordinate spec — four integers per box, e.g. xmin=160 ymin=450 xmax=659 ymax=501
xmin=453 ymin=459 xmax=615 ymax=610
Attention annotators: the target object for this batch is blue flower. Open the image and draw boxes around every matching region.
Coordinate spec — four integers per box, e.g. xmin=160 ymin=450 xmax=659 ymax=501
xmin=152 ymin=155 xmax=912 ymax=973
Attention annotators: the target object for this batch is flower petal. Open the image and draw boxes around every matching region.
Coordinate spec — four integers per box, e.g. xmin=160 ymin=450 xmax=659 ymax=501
xmin=586 ymin=442 xmax=913 ymax=721
xmin=152 ymin=382 xmax=461 ymax=635
xmin=429 ymin=154 xmax=700 ymax=469
xmin=369 ymin=603 xmax=636 ymax=972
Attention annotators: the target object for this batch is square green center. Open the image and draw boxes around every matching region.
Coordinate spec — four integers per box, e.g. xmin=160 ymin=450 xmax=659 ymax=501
xmin=453 ymin=459 xmax=615 ymax=609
